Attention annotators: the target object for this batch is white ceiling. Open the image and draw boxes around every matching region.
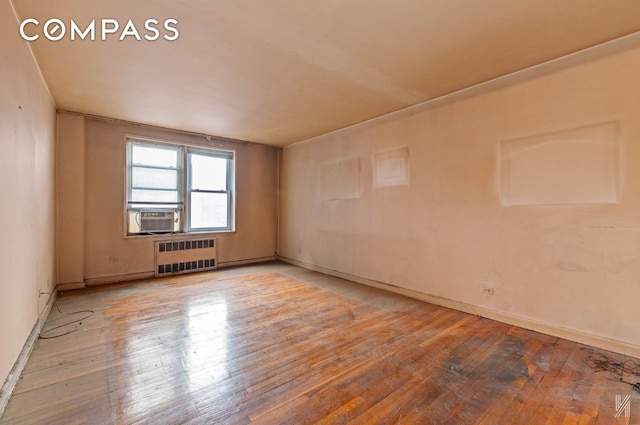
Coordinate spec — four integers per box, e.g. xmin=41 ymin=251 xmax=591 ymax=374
xmin=12 ymin=0 xmax=640 ymax=146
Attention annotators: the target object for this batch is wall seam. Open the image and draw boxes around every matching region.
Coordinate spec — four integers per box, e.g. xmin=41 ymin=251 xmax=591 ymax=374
xmin=7 ymin=0 xmax=55 ymax=106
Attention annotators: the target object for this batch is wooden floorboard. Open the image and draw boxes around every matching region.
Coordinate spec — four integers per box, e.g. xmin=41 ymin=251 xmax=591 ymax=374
xmin=1 ymin=262 xmax=638 ymax=424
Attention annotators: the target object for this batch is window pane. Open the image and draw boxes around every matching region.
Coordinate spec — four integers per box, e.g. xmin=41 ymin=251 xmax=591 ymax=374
xmin=190 ymin=192 xmax=228 ymax=229
xmin=190 ymin=154 xmax=227 ymax=191
xmin=132 ymin=167 xmax=177 ymax=190
xmin=131 ymin=189 xmax=179 ymax=203
xmin=132 ymin=144 xmax=179 ymax=168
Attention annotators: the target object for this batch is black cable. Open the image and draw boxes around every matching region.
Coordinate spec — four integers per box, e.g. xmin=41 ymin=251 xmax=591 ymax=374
xmin=603 ymin=376 xmax=640 ymax=393
xmin=583 ymin=348 xmax=640 ymax=393
xmin=39 ymin=303 xmax=94 ymax=339
xmin=586 ymin=353 xmax=640 ymax=377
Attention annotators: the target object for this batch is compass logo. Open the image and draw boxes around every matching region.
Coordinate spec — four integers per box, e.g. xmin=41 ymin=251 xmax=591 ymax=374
xmin=19 ymin=18 xmax=179 ymax=42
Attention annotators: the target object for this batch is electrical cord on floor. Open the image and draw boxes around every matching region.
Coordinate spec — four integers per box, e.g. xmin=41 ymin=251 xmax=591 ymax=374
xmin=39 ymin=303 xmax=95 ymax=340
xmin=583 ymin=348 xmax=640 ymax=393
xmin=613 ymin=378 xmax=640 ymax=393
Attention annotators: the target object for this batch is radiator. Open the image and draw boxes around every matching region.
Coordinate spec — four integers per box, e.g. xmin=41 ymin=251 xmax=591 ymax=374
xmin=154 ymin=238 xmax=217 ymax=277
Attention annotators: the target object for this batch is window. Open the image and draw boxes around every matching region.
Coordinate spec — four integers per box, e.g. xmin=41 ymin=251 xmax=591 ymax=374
xmin=188 ymin=151 xmax=231 ymax=230
xmin=126 ymin=138 xmax=234 ymax=235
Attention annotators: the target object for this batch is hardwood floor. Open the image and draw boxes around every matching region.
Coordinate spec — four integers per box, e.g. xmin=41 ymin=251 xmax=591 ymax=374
xmin=1 ymin=262 xmax=638 ymax=424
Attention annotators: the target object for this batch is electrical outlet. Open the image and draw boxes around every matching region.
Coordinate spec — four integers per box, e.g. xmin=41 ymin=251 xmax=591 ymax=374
xmin=482 ymin=287 xmax=495 ymax=295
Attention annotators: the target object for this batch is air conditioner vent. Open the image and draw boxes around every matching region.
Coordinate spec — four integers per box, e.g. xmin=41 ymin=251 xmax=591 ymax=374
xmin=140 ymin=211 xmax=177 ymax=233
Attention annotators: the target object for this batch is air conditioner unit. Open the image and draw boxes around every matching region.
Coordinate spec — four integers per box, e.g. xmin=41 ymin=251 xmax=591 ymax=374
xmin=139 ymin=211 xmax=177 ymax=233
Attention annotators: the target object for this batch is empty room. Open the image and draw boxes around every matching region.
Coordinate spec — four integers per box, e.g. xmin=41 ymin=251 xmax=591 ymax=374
xmin=2 ymin=0 xmax=640 ymax=423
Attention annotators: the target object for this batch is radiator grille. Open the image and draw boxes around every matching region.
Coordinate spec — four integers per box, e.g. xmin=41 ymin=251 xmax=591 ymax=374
xmin=154 ymin=238 xmax=217 ymax=276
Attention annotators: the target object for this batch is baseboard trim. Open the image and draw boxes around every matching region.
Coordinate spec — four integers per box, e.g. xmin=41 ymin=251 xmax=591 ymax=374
xmin=83 ymin=257 xmax=278 ymax=286
xmin=0 ymin=289 xmax=57 ymax=417
xmin=84 ymin=272 xmax=155 ymax=286
xmin=218 ymin=256 xmax=277 ymax=268
xmin=278 ymin=256 xmax=640 ymax=358
xmin=57 ymin=281 xmax=86 ymax=291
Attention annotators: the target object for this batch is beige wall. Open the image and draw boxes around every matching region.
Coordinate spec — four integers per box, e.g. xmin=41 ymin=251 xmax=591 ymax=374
xmin=0 ymin=1 xmax=57 ymax=389
xmin=279 ymin=36 xmax=640 ymax=354
xmin=56 ymin=114 xmax=85 ymax=285
xmin=56 ymin=114 xmax=279 ymax=283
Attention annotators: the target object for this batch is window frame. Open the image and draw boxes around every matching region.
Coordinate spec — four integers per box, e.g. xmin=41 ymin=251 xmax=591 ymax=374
xmin=185 ymin=147 xmax=235 ymax=232
xmin=125 ymin=136 xmax=236 ymax=236
xmin=126 ymin=140 xmax=184 ymax=211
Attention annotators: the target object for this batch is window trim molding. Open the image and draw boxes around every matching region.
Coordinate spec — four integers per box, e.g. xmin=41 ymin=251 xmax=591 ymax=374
xmin=126 ymin=139 xmax=185 ymax=211
xmin=124 ymin=135 xmax=236 ymax=237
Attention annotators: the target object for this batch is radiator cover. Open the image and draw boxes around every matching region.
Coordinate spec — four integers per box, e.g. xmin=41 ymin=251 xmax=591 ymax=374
xmin=154 ymin=238 xmax=217 ymax=277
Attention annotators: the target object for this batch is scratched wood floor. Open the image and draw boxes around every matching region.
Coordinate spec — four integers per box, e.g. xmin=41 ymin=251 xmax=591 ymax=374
xmin=1 ymin=262 xmax=638 ymax=424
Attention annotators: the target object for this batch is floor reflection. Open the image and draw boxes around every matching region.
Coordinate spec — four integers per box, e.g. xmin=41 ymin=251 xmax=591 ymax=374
xmin=112 ymin=292 xmax=230 ymax=420
xmin=185 ymin=300 xmax=229 ymax=392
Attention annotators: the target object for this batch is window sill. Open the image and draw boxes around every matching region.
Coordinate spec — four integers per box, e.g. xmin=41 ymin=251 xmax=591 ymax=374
xmin=124 ymin=229 xmax=236 ymax=239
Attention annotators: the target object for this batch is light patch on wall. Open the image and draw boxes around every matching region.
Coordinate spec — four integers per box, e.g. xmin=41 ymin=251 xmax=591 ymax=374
xmin=374 ymin=147 xmax=410 ymax=188
xmin=500 ymin=121 xmax=619 ymax=206
xmin=319 ymin=157 xmax=361 ymax=201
